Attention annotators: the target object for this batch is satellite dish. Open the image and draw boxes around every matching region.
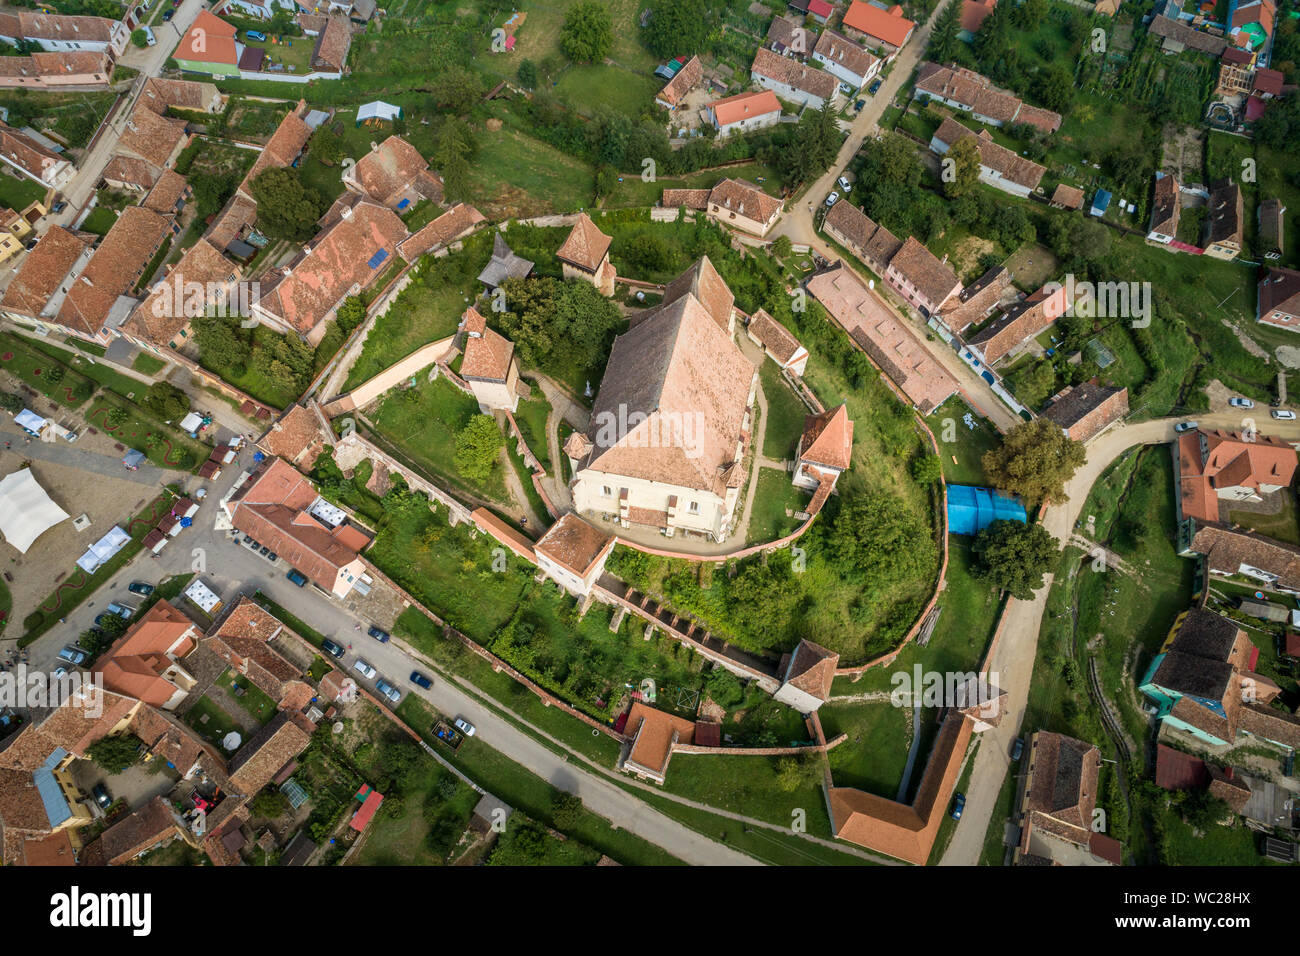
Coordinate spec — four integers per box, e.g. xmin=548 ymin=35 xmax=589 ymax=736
xmin=221 ymin=731 xmax=242 ymax=751
xmin=332 ymin=721 xmax=345 ymax=734
xmin=868 ymin=279 xmax=875 ymax=289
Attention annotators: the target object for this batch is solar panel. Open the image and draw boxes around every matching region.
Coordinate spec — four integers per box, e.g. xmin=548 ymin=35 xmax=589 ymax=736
xmin=367 ymin=248 xmax=389 ymax=269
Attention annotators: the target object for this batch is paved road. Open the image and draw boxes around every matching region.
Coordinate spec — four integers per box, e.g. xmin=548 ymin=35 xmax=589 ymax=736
xmin=0 ymin=423 xmax=180 ymax=486
xmin=16 ymin=434 xmax=760 ymax=864
xmin=940 ymin=410 xmax=1300 ymax=865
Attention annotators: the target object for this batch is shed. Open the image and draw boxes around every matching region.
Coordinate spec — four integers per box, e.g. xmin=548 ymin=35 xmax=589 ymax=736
xmin=1090 ymin=189 xmax=1112 ymax=217
xmin=946 ymin=484 xmax=1027 ymax=535
xmin=357 ymin=100 xmax=402 ymax=124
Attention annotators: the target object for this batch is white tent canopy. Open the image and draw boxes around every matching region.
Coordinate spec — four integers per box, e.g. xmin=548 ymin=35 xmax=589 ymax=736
xmin=357 ymin=100 xmax=401 ymax=123
xmin=0 ymin=469 xmax=70 ymax=553
xmin=76 ymin=525 xmax=130 ymax=574
xmin=14 ymin=409 xmax=46 ymax=434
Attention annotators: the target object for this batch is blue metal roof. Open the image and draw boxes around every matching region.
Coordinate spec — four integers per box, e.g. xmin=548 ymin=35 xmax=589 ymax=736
xmin=1090 ymin=189 xmax=1112 ymax=215
xmin=947 ymin=485 xmax=1028 ymax=535
xmin=35 ymin=747 xmax=73 ymax=828
xmin=367 ymin=248 xmax=389 ymax=269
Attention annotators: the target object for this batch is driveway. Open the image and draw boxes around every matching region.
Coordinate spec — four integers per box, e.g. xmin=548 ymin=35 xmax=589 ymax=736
xmin=940 ymin=411 xmax=1300 ymax=865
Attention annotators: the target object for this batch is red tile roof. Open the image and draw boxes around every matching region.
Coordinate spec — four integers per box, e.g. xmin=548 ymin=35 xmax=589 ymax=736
xmin=533 ymin=512 xmax=615 ymax=579
xmin=176 ymin=10 xmax=238 ymax=66
xmin=800 ymin=404 xmax=854 ymax=470
xmin=842 ymin=0 xmax=916 ymax=47
xmin=706 ymin=89 xmax=782 ymax=127
xmin=556 ymin=212 xmax=612 ymax=272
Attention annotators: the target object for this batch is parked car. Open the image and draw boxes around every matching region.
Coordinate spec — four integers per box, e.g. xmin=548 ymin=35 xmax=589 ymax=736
xmin=1228 ymin=397 xmax=1254 ymax=409
xmin=266 ymin=552 xmax=278 ymax=563
xmin=1272 ymin=409 xmax=1297 ymax=420
xmin=52 ymin=665 xmax=69 ymax=680
xmin=105 ymin=602 xmax=134 ymax=619
xmin=854 ymin=98 xmax=865 ymax=110
xmin=57 ymin=646 xmax=88 ymax=666
xmin=143 ymin=26 xmax=156 ymax=45
xmin=824 ymin=191 xmax=839 ymax=207
xmin=837 ymin=176 xmax=852 ymax=193
xmin=353 ymin=659 xmax=377 ymax=680
xmin=321 ymin=638 xmax=346 ymax=659
xmin=950 ymin=792 xmax=966 ymax=820
xmin=367 ymin=625 xmax=391 ymax=643
xmin=23 ymin=238 xmax=37 ymax=251
xmin=91 ymin=783 xmax=112 ymax=810
xmin=246 ymin=29 xmax=267 ymax=41
xmin=453 ymin=716 xmax=476 ymax=737
xmin=242 ymin=534 xmax=253 ymax=545
xmin=374 ymin=678 xmax=401 ymax=703
xmin=1174 ymin=421 xmax=1198 ymax=433
xmin=285 ymin=569 xmax=308 ymax=587
xmin=51 ymin=200 xmax=67 ymax=213
xmin=127 ymin=581 xmax=154 ymax=596
xmin=162 ymin=8 xmax=173 ymax=19
xmin=868 ymin=78 xmax=882 ymax=95
xmin=409 ymin=671 xmax=433 ymax=689
xmin=1010 ymin=737 xmax=1024 ymax=761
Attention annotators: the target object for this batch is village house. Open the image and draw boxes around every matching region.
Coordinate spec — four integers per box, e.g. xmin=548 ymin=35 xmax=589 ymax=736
xmin=102 ymin=155 xmax=162 ymax=194
xmin=1182 ymin=521 xmax=1300 ymax=596
xmin=812 ymin=29 xmax=881 ymax=90
xmin=91 ymin=600 xmax=200 ymax=710
xmin=841 ymin=0 xmax=916 ymax=55
xmin=95 ymin=796 xmax=193 ymax=865
xmin=821 ymin=198 xmax=902 ymax=276
xmin=205 ymin=597 xmax=311 ymax=707
xmin=885 ymin=236 xmax=962 ymax=317
xmin=1203 ymin=179 xmax=1244 ymax=260
xmin=122 ymin=238 xmax=243 ymax=353
xmin=654 ymin=54 xmax=702 ymax=110
xmin=1176 ymin=427 xmax=1297 ymax=524
xmin=619 ymin=702 xmax=697 ymax=784
xmin=0 ymin=226 xmax=95 ymax=337
xmin=249 ymin=195 xmax=407 ymax=343
xmin=746 ymin=308 xmax=809 ymax=376
xmin=750 ymin=46 xmax=840 ymax=109
xmin=0 ymin=121 xmax=73 ymax=188
xmin=310 ymin=14 xmax=352 ymax=74
xmin=792 ymin=403 xmax=853 ymax=492
xmin=397 ymin=201 xmax=486 ymax=262
xmin=914 ymin=62 xmax=1062 ymax=132
xmin=172 ymin=10 xmax=240 ymax=77
xmin=556 ymin=211 xmax=616 ymax=296
xmin=663 ymin=178 xmax=785 ymax=238
xmin=1257 ymin=266 xmax=1300 ymax=331
xmin=704 ymin=89 xmax=783 ymax=138
xmin=225 ymin=456 xmax=371 ymax=597
xmin=1258 ymin=197 xmax=1285 ymax=260
xmin=1039 ymin=382 xmax=1129 ymax=443
xmin=966 ymin=281 xmax=1072 ymax=365
xmin=138 ymin=76 xmax=225 ymax=115
xmin=766 ymin=13 xmax=815 ymax=57
xmin=56 ymin=205 xmax=172 ymax=344
xmin=806 ymin=262 xmax=959 ymax=413
xmin=223 ymin=0 xmax=298 ymax=19
xmin=257 ymin=402 xmax=332 ymax=469
xmin=1147 ymin=171 xmax=1181 ymax=244
xmin=774 ymin=639 xmax=839 ymax=712
xmin=565 ymin=260 xmax=757 ymax=542
xmin=227 ymin=711 xmax=315 ymax=796
xmin=457 ymin=306 xmax=522 ymax=412
xmin=960 ymin=0 xmax=997 ymax=37
xmin=929 ymin=117 xmax=1046 ymax=199
xmin=941 ymin=265 xmax=1012 ymax=333
xmin=1015 ymin=731 xmax=1121 ymax=866
xmin=532 ymin=511 xmax=616 ymax=597
xmin=342 ymin=135 xmax=444 ymax=211
xmin=1050 ymin=184 xmax=1084 ymax=210
xmin=0 ymin=10 xmax=129 ymax=56
xmin=0 ymin=50 xmax=112 ymax=88
xmin=113 ymin=104 xmax=190 ymax=173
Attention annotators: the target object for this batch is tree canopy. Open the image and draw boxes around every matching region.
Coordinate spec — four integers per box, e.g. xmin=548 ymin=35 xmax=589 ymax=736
xmin=248 ymin=167 xmax=325 ymax=242
xmin=453 ymin=415 xmax=505 ymax=481
xmin=559 ymin=1 xmax=613 ymax=63
xmin=982 ymin=418 xmax=1086 ymax=506
xmin=644 ymin=0 xmax=712 ymax=58
xmin=972 ymin=519 xmax=1059 ymax=598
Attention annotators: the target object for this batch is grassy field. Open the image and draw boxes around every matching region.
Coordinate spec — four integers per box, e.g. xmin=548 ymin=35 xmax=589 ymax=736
xmin=927 ymin=396 xmax=998 ymax=487
xmin=466 ymin=125 xmax=595 ymax=219
xmin=761 ymin=362 xmax=808 ymax=461
xmin=512 ymin=381 xmax=552 ymax=471
xmin=552 ymin=63 xmax=661 ymax=117
xmin=746 ymin=467 xmax=811 ymax=543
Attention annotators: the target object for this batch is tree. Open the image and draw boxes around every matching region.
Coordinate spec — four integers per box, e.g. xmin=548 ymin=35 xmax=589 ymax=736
xmin=131 ymin=28 xmax=148 ymax=48
xmin=911 ymin=453 xmax=943 ymax=485
xmin=928 ymin=0 xmax=962 ymax=65
xmin=430 ymin=66 xmax=483 ymax=115
xmin=1034 ymin=66 xmax=1074 ymax=113
xmin=496 ymin=276 xmax=622 ymax=376
xmin=982 ymin=418 xmax=1086 ymax=506
xmin=1014 ymin=0 xmax=1048 ymax=29
xmin=453 ymin=415 xmax=505 ymax=481
xmin=336 ymin=296 xmax=366 ymax=333
xmin=643 ymin=0 xmax=711 ymax=58
xmin=550 ymin=792 xmax=584 ymax=829
xmin=771 ymin=235 xmax=793 ymax=259
xmin=143 ymin=381 xmax=190 ymax=421
xmin=248 ymin=167 xmax=325 ymax=242
xmin=972 ymin=519 xmax=1059 ymax=598
xmin=194 ymin=318 xmax=252 ymax=375
xmin=250 ymin=789 xmax=290 ymax=818
xmin=704 ymin=666 xmax=744 ymax=707
xmin=594 ymin=164 xmax=620 ymax=201
xmin=87 ymin=734 xmax=144 ymax=774
xmin=307 ymin=127 xmax=342 ymax=167
xmin=434 ymin=117 xmax=474 ymax=204
xmin=517 ymin=59 xmax=539 ymax=89
xmin=941 ymin=135 xmax=981 ymax=198
xmin=559 ymin=0 xmax=613 ymax=64
xmin=775 ymin=754 xmax=822 ymax=792
xmin=821 ymin=495 xmax=935 ymax=591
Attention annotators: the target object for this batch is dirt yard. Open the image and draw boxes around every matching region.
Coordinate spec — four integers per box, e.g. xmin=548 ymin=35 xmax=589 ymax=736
xmin=1002 ymin=242 xmax=1060 ymax=291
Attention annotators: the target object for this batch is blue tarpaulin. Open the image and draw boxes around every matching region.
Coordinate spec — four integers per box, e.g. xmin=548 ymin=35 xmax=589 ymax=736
xmin=947 ymin=485 xmax=1027 ymax=535
xmin=367 ymin=248 xmax=389 ymax=269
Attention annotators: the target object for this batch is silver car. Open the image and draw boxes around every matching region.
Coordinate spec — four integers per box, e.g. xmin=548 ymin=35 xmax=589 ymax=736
xmin=374 ymin=678 xmax=401 ymax=704
xmin=353 ymin=659 xmax=376 ymax=680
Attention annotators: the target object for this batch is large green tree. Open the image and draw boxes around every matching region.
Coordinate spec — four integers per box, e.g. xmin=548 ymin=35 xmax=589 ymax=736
xmin=454 ymin=415 xmax=506 ymax=481
xmin=434 ymin=117 xmax=474 ymax=204
xmin=941 ymin=135 xmax=981 ymax=198
xmin=982 ymin=418 xmax=1086 ymax=506
xmin=496 ymin=276 xmax=622 ymax=377
xmin=248 ymin=167 xmax=325 ymax=242
xmin=972 ymin=519 xmax=1059 ymax=598
xmin=644 ymin=0 xmax=712 ymax=58
xmin=821 ymin=495 xmax=935 ymax=591
xmin=559 ymin=0 xmax=613 ymax=63
xmin=928 ymin=0 xmax=962 ymax=64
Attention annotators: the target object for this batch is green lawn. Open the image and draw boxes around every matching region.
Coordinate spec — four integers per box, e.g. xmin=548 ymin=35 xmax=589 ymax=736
xmin=761 ymin=362 xmax=808 ymax=461
xmin=466 ymin=126 xmax=595 ymax=220
xmin=512 ymin=381 xmax=552 ymax=472
xmin=132 ymin=353 xmax=167 ymax=376
xmin=552 ymin=63 xmax=660 ymax=117
xmin=1226 ymin=494 xmax=1300 ymax=546
xmin=183 ymin=694 xmax=245 ymax=745
xmin=368 ymin=373 xmax=509 ymax=503
xmin=81 ymin=206 xmax=118 ymax=237
xmin=216 ymin=667 xmax=278 ymax=726
xmin=0 ymin=331 xmax=97 ymax=408
xmin=0 ymin=172 xmax=47 ymax=211
xmin=746 ymin=467 xmax=810 ymax=543
xmin=927 ymin=396 xmax=998 ymax=487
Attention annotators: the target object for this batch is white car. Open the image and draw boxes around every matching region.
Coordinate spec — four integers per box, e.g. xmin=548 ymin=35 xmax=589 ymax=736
xmin=353 ymin=659 xmax=376 ymax=680
xmin=453 ymin=716 xmax=476 ymax=737
xmin=1173 ymin=421 xmax=1198 ymax=433
xmin=143 ymin=26 xmax=156 ymax=46
xmin=1272 ymin=409 xmax=1297 ymax=420
xmin=1228 ymin=397 xmax=1254 ymax=408
xmin=824 ymin=191 xmax=839 ymax=207
xmin=837 ymin=176 xmax=852 ymax=193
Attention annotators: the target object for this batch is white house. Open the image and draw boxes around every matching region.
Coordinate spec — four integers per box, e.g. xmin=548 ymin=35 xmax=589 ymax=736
xmin=812 ymin=29 xmax=881 ymax=90
xmin=704 ymin=89 xmax=782 ymax=138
